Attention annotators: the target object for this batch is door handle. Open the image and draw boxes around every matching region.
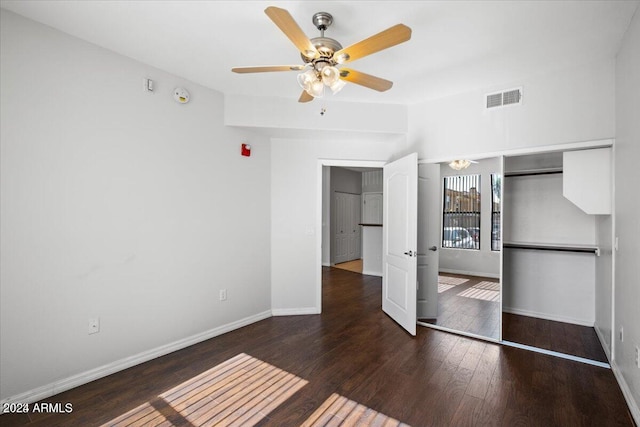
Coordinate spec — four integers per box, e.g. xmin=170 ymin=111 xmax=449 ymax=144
xmin=429 ymin=246 xmax=438 ymax=252
xmin=404 ymin=250 xmax=413 ymax=256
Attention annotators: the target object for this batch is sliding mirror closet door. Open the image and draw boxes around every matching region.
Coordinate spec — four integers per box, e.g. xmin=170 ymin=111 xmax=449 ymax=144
xmin=418 ymin=156 xmax=503 ymax=341
xmin=501 ymin=151 xmax=610 ymax=364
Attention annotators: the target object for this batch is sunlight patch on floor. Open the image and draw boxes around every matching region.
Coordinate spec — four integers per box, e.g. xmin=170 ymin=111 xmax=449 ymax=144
xmin=301 ymin=393 xmax=411 ymax=427
xmin=102 ymin=353 xmax=307 ymax=427
xmin=438 ymin=275 xmax=470 ymax=293
xmin=438 ymin=275 xmax=470 ymax=286
xmin=457 ymin=281 xmax=500 ymax=302
xmin=438 ymin=283 xmax=455 ymax=293
xmin=473 ymin=281 xmax=500 ymax=291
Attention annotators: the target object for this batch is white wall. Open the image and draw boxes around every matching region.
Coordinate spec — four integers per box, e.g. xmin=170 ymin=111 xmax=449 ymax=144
xmin=614 ymin=5 xmax=640 ymax=421
xmin=438 ymin=157 xmax=501 ymax=278
xmin=502 ymin=249 xmax=595 ymax=325
xmin=503 ymin=174 xmax=596 ymax=245
xmin=408 ymin=58 xmax=615 ymax=160
xmin=322 ymin=167 xmax=331 ymax=266
xmin=225 ymin=94 xmax=408 ymax=135
xmin=0 ymin=11 xmax=271 ymax=402
xmin=271 ymin=138 xmax=405 ymax=314
xmin=501 ymin=173 xmax=596 ymax=325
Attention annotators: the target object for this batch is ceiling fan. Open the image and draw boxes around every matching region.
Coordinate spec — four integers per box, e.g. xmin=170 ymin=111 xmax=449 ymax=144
xmin=231 ymin=6 xmax=412 ymax=102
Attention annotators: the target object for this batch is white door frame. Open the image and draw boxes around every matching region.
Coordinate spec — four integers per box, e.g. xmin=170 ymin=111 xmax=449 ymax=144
xmin=316 ymin=159 xmax=387 ymax=313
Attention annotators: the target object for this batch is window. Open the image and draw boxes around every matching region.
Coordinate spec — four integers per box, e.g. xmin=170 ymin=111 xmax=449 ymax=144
xmin=442 ymin=174 xmax=480 ymax=250
xmin=491 ymin=173 xmax=501 ymax=251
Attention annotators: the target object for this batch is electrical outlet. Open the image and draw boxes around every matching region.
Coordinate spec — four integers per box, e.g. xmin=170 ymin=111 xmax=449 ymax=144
xmin=620 ymin=327 xmax=624 ymax=342
xmin=88 ymin=318 xmax=100 ymax=335
xmin=219 ymin=289 xmax=227 ymax=301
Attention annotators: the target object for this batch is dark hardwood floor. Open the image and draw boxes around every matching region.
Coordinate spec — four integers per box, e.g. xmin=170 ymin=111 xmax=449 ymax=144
xmin=0 ymin=267 xmax=633 ymax=426
xmin=420 ymin=272 xmax=608 ymax=363
xmin=502 ymin=312 xmax=609 ymax=363
xmin=420 ymin=273 xmax=501 ymax=340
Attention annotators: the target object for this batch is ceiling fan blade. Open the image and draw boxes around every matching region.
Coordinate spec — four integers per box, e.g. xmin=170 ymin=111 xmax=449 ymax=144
xmin=339 ymin=68 xmax=393 ymax=92
xmin=232 ymin=65 xmax=305 ymax=73
xmin=298 ymin=91 xmax=314 ymax=103
xmin=265 ymin=6 xmax=319 ymax=59
xmin=333 ymin=24 xmax=411 ymax=63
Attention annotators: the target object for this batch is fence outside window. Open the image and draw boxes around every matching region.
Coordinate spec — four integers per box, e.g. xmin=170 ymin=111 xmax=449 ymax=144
xmin=491 ymin=173 xmax=502 ymax=251
xmin=442 ymin=174 xmax=481 ymax=250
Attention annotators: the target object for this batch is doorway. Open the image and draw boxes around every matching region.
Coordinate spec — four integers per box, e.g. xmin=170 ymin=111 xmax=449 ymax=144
xmin=316 ymin=160 xmax=387 ymax=313
xmin=323 ymin=165 xmax=384 ymax=275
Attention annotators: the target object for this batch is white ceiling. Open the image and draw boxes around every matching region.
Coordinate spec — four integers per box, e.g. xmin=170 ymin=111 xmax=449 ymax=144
xmin=1 ymin=0 xmax=637 ymax=105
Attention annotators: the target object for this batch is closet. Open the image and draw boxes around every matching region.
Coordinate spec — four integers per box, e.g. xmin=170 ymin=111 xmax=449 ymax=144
xmin=501 ymin=147 xmax=612 ymax=361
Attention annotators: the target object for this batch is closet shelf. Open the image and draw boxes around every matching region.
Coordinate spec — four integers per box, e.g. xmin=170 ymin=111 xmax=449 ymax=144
xmin=503 ymin=241 xmax=599 ymax=255
xmin=504 ymin=168 xmax=563 ymax=177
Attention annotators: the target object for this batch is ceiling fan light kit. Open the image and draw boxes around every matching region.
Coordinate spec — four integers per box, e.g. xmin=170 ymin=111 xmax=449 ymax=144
xmin=232 ymin=6 xmax=412 ymax=103
xmin=449 ymin=159 xmax=472 ymax=171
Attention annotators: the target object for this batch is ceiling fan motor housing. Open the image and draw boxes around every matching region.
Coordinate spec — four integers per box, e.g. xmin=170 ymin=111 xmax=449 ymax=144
xmin=303 ymin=37 xmax=343 ymax=64
xmin=312 ymin=12 xmax=333 ymax=31
xmin=301 ymin=11 xmax=344 ymax=69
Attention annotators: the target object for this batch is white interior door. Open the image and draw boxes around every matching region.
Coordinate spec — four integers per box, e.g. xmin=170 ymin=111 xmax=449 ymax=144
xmin=417 ymin=164 xmax=440 ymax=319
xmin=335 ymin=192 xmax=361 ymax=263
xmin=382 ymin=153 xmax=418 ymax=336
xmin=334 ymin=192 xmax=348 ymax=263
xmin=353 ymin=194 xmax=362 ymax=259
xmin=346 ymin=193 xmax=361 ymax=260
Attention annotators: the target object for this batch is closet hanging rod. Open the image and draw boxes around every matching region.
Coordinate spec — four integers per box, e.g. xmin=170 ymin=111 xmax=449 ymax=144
xmin=504 ymin=168 xmax=563 ymax=177
xmin=503 ymin=242 xmax=599 ymax=255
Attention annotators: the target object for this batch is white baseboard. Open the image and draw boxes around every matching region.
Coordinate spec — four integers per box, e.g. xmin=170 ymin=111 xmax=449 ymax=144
xmin=610 ymin=360 xmax=640 ymax=425
xmin=271 ymin=307 xmax=320 ymax=316
xmin=362 ymin=270 xmax=382 ymax=277
xmin=439 ymin=268 xmax=500 ymax=279
xmin=593 ymin=322 xmax=612 ymax=363
xmin=502 ymin=307 xmax=594 ymax=327
xmin=0 ymin=310 xmax=272 ymax=406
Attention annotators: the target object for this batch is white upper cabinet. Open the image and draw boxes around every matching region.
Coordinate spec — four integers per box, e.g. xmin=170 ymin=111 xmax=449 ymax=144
xmin=362 ymin=193 xmax=383 ymax=224
xmin=563 ymin=148 xmax=612 ymax=215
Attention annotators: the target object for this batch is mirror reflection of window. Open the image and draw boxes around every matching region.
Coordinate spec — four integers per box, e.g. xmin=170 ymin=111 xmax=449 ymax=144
xmin=442 ymin=174 xmax=480 ymax=250
xmin=491 ymin=173 xmax=502 ymax=251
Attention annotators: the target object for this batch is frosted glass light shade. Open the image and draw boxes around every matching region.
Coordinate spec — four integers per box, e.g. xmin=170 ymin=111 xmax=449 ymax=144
xmin=309 ymin=79 xmax=325 ymax=98
xmin=297 ymin=69 xmax=316 ymax=91
xmin=448 ymin=159 xmax=471 ymax=170
xmin=321 ymin=66 xmax=340 ymax=86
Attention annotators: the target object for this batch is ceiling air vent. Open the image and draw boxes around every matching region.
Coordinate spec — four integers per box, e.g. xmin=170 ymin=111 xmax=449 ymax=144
xmin=485 ymin=87 xmax=523 ymax=110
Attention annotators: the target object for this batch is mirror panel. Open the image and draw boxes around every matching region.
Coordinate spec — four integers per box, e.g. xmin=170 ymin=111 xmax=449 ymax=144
xmin=417 ymin=156 xmax=503 ymax=341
